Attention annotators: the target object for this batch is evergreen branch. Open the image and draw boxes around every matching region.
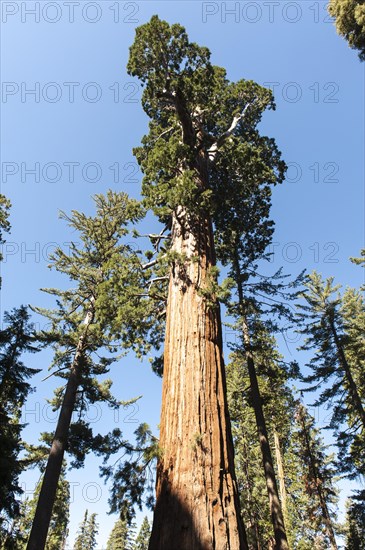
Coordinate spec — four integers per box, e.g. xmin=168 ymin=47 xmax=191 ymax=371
xmin=208 ymin=101 xmax=255 ymax=162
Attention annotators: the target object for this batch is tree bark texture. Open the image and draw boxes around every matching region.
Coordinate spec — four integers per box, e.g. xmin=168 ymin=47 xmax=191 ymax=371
xmin=149 ymin=208 xmax=247 ymax=550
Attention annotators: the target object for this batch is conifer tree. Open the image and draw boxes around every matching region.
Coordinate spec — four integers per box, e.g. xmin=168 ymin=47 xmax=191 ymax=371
xmin=128 ymin=15 xmax=287 ymax=548
xmin=345 ymin=490 xmax=365 ymax=549
xmin=107 ymin=516 xmax=136 ymax=550
xmin=74 ymin=510 xmax=89 ymax=550
xmin=297 ymin=271 xmax=365 ymax=478
xmin=7 ymin=469 xmax=70 ymax=550
xmin=328 ymin=0 xmax=365 ymax=60
xmin=84 ymin=512 xmax=98 ymax=549
xmin=213 ymin=163 xmax=297 ymax=549
xmin=74 ymin=510 xmax=98 ymax=550
xmin=26 ymin=192 xmax=158 ymax=550
xmin=226 ymin=353 xmax=273 ymax=549
xmin=134 ymin=517 xmax=151 ymax=550
xmin=0 ymin=307 xmax=40 ymax=544
xmin=292 ymin=404 xmax=339 ymax=549
xmin=0 ymin=194 xmax=11 ymax=270
xmin=106 ymin=517 xmax=129 ymax=550
xmin=226 ymin=321 xmax=302 ymax=550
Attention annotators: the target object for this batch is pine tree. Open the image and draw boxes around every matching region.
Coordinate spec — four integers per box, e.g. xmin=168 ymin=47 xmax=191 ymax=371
xmin=26 ymin=192 xmax=158 ymax=550
xmin=0 ymin=307 xmax=40 ymax=544
xmin=107 ymin=516 xmax=136 ymax=550
xmin=100 ymin=422 xmax=160 ymax=526
xmin=128 ymin=15 xmax=286 ymax=548
xmin=74 ymin=510 xmax=98 ymax=550
xmin=297 ymin=271 xmax=365 ymax=479
xmin=328 ymin=0 xmax=365 ymax=60
xmin=345 ymin=490 xmax=365 ymax=549
xmin=226 ymin=353 xmax=272 ymax=549
xmin=43 ymin=472 xmax=69 ymax=550
xmin=7 ymin=469 xmax=70 ymax=550
xmin=213 ymin=165 xmax=297 ymax=548
xmin=0 ymin=194 xmax=11 ymax=272
xmin=84 ymin=513 xmax=98 ymax=549
xmin=133 ymin=517 xmax=151 ymax=550
xmin=226 ymin=322 xmax=304 ymax=550
xmin=292 ymin=404 xmax=339 ymax=549
xmin=74 ymin=510 xmax=90 ymax=550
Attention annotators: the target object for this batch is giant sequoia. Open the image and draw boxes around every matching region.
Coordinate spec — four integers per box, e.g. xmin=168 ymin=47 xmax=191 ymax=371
xmin=128 ymin=16 xmax=285 ymax=549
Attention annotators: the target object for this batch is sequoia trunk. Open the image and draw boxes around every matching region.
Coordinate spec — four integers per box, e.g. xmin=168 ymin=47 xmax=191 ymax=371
xmin=149 ymin=208 xmax=246 ymax=550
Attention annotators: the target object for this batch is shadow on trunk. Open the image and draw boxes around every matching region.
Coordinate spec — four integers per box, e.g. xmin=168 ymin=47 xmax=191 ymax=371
xmin=149 ymin=477 xmax=234 ymax=550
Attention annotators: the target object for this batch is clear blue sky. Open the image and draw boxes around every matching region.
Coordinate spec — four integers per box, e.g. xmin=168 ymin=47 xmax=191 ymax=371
xmin=1 ymin=1 xmax=364 ymax=547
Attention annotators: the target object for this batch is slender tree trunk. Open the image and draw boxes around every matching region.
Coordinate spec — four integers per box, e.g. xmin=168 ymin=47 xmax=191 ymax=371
xmin=149 ymin=207 xmax=247 ymax=550
xmin=273 ymin=428 xmax=290 ymax=549
xmin=330 ymin=321 xmax=365 ymax=428
xmin=26 ymin=309 xmax=93 ymax=550
xmin=297 ymin=407 xmax=338 ymax=550
xmin=241 ymin=436 xmax=261 ymax=550
xmin=241 ymin=316 xmax=289 ymax=550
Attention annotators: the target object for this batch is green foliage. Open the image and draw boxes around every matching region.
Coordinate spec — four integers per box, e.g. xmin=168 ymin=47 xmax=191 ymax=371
xmin=44 ymin=473 xmax=69 ymax=550
xmin=31 ymin=191 xmax=163 ymax=469
xmin=345 ymin=491 xmax=365 ymax=549
xmin=101 ymin=423 xmax=160 ymax=522
xmin=133 ymin=516 xmax=151 ymax=550
xmin=3 ymin=469 xmax=70 ymax=550
xmin=0 ymin=194 xmax=11 ymax=269
xmin=297 ymin=270 xmax=365 ymax=478
xmin=349 ymin=248 xmax=365 ymax=271
xmin=74 ymin=510 xmax=98 ymax=550
xmin=106 ymin=516 xmax=136 ymax=550
xmin=290 ymin=404 xmax=339 ymax=548
xmin=328 ymin=0 xmax=365 ymax=60
xmin=36 ymin=191 xmax=159 ymax=356
xmin=127 ymin=15 xmax=285 ymax=230
xmin=0 ymin=307 xmax=40 ymax=539
xmin=226 ymin=354 xmax=272 ymax=548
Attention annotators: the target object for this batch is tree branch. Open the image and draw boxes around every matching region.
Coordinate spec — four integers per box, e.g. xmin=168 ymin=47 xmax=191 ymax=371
xmin=208 ymin=101 xmax=255 ymax=162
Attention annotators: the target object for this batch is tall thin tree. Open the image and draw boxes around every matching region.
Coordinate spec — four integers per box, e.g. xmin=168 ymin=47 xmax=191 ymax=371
xmin=298 ymin=271 xmax=365 ymax=479
xmin=26 ymin=192 xmax=155 ymax=550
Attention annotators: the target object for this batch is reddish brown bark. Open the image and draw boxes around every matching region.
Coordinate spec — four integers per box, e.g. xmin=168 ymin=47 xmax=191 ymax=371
xmin=148 ymin=208 xmax=246 ymax=550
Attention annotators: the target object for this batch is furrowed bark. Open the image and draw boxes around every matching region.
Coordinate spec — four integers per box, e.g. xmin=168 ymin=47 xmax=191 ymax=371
xmin=148 ymin=207 xmax=247 ymax=550
xmin=26 ymin=308 xmax=93 ymax=550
